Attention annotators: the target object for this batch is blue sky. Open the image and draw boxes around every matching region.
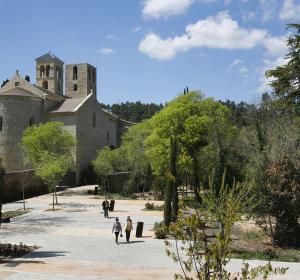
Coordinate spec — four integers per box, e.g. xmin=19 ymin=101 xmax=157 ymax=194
xmin=0 ymin=0 xmax=299 ymax=104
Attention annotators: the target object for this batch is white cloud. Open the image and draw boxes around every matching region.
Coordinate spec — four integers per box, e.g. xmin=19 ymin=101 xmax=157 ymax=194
xmin=258 ymin=0 xmax=278 ymax=22
xmin=279 ymin=0 xmax=300 ymax=21
xmin=132 ymin=26 xmax=142 ymax=33
xmin=227 ymin=59 xmax=242 ymax=71
xmin=97 ymin=48 xmax=115 ymax=55
xmin=239 ymin=66 xmax=248 ymax=74
xmin=263 ymin=35 xmax=287 ymax=57
xmin=242 ymin=11 xmax=256 ymax=22
xmin=138 ymin=11 xmax=267 ymax=60
xmin=106 ymin=34 xmax=116 ymax=40
xmin=142 ymin=0 xmax=195 ymax=19
xmin=258 ymin=35 xmax=288 ymax=93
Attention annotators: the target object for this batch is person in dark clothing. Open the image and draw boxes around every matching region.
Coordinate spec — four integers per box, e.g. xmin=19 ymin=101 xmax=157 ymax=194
xmin=112 ymin=217 xmax=122 ymax=245
xmin=102 ymin=199 xmax=109 ymax=218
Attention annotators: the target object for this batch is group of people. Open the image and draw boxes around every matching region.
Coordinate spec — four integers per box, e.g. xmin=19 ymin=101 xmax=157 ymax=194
xmin=102 ymin=199 xmax=133 ymax=245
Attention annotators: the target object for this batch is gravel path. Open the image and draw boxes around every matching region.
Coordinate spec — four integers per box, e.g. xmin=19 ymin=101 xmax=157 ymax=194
xmin=0 ymin=186 xmax=299 ymax=279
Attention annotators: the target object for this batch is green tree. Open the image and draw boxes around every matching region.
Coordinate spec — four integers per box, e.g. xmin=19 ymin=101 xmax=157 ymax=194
xmin=266 ymin=24 xmax=300 ymax=106
xmin=165 ymin=176 xmax=288 ymax=280
xmin=21 ymin=122 xmax=75 ymax=210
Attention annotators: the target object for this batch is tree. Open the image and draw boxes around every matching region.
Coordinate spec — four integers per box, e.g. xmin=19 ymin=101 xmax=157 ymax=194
xmin=266 ymin=24 xmax=300 ymax=106
xmin=21 ymin=122 xmax=75 ymax=210
xmin=25 ymin=75 xmax=30 ymax=82
xmin=165 ymin=175 xmax=288 ymax=280
xmin=92 ymin=147 xmax=127 ymax=193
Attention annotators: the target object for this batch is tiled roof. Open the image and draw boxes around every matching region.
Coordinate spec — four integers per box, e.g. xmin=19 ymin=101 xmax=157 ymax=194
xmin=50 ymin=97 xmax=86 ymax=114
xmin=35 ymin=52 xmax=64 ymax=64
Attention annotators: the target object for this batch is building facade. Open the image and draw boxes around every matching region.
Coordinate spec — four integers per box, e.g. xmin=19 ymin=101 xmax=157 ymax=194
xmin=0 ymin=52 xmax=133 ymax=184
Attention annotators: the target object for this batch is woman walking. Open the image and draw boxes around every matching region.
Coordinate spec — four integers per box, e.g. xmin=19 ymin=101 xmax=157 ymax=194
xmin=112 ymin=217 xmax=122 ymax=245
xmin=125 ymin=216 xmax=133 ymax=243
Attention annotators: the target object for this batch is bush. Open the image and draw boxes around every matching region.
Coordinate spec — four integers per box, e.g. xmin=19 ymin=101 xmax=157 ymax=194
xmin=154 ymin=221 xmax=167 ymax=239
xmin=144 ymin=202 xmax=164 ymax=211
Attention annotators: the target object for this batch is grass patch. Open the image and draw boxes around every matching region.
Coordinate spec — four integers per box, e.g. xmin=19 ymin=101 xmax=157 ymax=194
xmin=143 ymin=202 xmax=164 ymax=211
xmin=2 ymin=209 xmax=30 ymax=219
xmin=239 ymin=230 xmax=265 ymax=241
xmin=232 ymin=249 xmax=298 ymax=262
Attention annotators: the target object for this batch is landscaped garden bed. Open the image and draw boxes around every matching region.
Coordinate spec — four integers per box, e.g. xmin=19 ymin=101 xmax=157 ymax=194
xmin=0 ymin=243 xmax=37 ymax=262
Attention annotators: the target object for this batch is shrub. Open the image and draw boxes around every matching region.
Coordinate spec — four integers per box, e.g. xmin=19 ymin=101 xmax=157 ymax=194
xmin=154 ymin=221 xmax=167 ymax=239
xmin=144 ymin=202 xmax=164 ymax=211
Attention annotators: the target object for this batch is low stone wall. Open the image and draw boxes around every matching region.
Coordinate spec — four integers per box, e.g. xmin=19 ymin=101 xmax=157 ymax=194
xmin=3 ymin=170 xmax=47 ymax=203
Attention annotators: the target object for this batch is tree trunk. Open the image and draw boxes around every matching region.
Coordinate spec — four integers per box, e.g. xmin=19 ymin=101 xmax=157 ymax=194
xmin=192 ymin=157 xmax=201 ymax=203
xmin=171 ymin=137 xmax=178 ymax=221
xmin=164 ymin=180 xmax=172 ymax=227
xmin=55 ymin=186 xmax=58 ymax=204
xmin=22 ymin=185 xmax=26 ymax=211
xmin=52 ymin=187 xmax=55 ymax=211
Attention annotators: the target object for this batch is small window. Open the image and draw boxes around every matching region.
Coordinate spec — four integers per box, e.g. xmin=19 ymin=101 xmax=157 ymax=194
xmin=42 ymin=81 xmax=48 ymax=89
xmin=73 ymin=84 xmax=78 ymax=91
xmin=73 ymin=66 xmax=78 ymax=80
xmin=88 ymin=67 xmax=91 ymax=81
xmin=106 ymin=130 xmax=109 ymax=141
xmin=93 ymin=69 xmax=96 ymax=82
xmin=0 ymin=116 xmax=3 ymax=132
xmin=46 ymin=65 xmax=50 ymax=77
xmin=40 ymin=65 xmax=45 ymax=78
xmin=29 ymin=117 xmax=35 ymax=126
xmin=15 ymin=82 xmax=20 ymax=87
xmin=93 ymin=113 xmax=96 ymax=128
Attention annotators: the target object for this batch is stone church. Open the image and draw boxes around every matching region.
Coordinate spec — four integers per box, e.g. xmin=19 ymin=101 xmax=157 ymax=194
xmin=0 ymin=52 xmax=133 ymax=185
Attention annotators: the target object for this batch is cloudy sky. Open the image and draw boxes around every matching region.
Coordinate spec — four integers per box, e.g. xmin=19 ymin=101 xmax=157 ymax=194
xmin=0 ymin=0 xmax=299 ymax=104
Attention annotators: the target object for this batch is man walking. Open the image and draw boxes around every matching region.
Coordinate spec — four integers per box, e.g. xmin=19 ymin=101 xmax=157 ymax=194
xmin=125 ymin=216 xmax=133 ymax=243
xmin=102 ymin=199 xmax=109 ymax=218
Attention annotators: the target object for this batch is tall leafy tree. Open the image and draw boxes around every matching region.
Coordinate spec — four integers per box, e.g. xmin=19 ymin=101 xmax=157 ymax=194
xmin=21 ymin=122 xmax=75 ymax=210
xmin=266 ymin=24 xmax=300 ymax=106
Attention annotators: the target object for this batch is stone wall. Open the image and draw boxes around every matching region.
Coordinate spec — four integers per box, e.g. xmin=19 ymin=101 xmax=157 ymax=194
xmin=3 ymin=170 xmax=47 ymax=203
xmin=0 ymin=95 xmax=43 ymax=172
xmin=75 ymin=94 xmax=118 ymax=184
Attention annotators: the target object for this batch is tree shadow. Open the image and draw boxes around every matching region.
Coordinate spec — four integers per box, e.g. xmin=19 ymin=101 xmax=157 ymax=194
xmin=119 ymin=241 xmax=145 ymax=245
xmin=3 ymin=260 xmax=45 ymax=267
xmin=24 ymin=250 xmax=68 ymax=259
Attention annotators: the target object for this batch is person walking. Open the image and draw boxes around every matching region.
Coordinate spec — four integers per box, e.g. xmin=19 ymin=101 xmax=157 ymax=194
xmin=112 ymin=217 xmax=122 ymax=245
xmin=125 ymin=216 xmax=133 ymax=243
xmin=102 ymin=199 xmax=109 ymax=218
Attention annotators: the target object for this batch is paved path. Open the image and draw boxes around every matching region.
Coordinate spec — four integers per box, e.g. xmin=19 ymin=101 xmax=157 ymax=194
xmin=0 ymin=186 xmax=299 ymax=280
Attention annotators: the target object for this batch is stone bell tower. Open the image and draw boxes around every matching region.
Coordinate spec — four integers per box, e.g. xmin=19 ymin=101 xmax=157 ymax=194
xmin=65 ymin=63 xmax=97 ymax=98
xmin=35 ymin=52 xmax=64 ymax=95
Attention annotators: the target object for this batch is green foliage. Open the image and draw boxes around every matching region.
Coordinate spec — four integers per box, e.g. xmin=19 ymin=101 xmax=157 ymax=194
xmin=266 ymin=24 xmax=300 ymax=106
xmin=144 ymin=202 xmax=164 ymax=211
xmin=21 ymin=122 xmax=75 ymax=210
xmin=101 ymin=101 xmax=163 ymax=123
xmin=165 ymin=177 xmax=288 ymax=280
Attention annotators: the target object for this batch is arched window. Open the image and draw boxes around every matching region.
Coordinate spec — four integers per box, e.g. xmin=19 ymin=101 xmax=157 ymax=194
xmin=57 ymin=80 xmax=61 ymax=92
xmin=93 ymin=69 xmax=96 ymax=82
xmin=88 ymin=67 xmax=91 ymax=81
xmin=40 ymin=65 xmax=45 ymax=78
xmin=46 ymin=65 xmax=50 ymax=77
xmin=56 ymin=67 xmax=59 ymax=78
xmin=73 ymin=66 xmax=77 ymax=80
xmin=42 ymin=81 xmax=48 ymax=90
xmin=93 ymin=113 xmax=96 ymax=128
xmin=29 ymin=117 xmax=35 ymax=126
xmin=0 ymin=116 xmax=3 ymax=132
xmin=73 ymin=84 xmax=78 ymax=91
